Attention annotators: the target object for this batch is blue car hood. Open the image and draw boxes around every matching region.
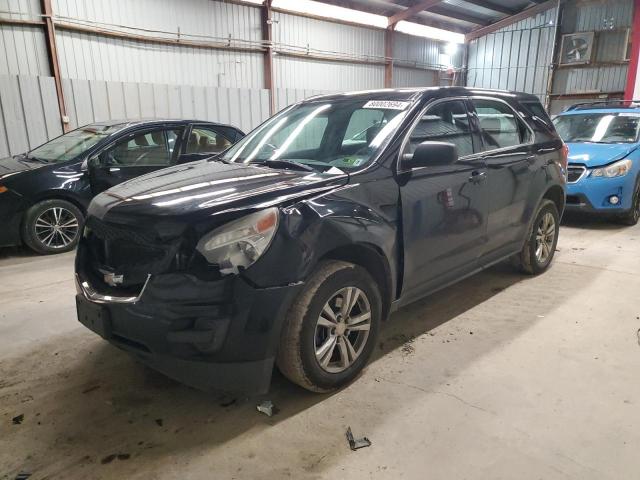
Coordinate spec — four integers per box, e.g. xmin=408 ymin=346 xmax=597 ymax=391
xmin=566 ymin=142 xmax=638 ymax=168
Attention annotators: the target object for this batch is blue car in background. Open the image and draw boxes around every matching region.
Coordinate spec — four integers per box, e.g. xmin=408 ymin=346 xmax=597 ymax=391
xmin=553 ymin=101 xmax=640 ymax=225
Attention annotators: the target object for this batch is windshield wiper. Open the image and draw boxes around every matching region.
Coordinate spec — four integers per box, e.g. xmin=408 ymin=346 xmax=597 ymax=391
xmin=22 ymin=154 xmax=49 ymax=164
xmin=249 ymin=159 xmax=317 ymax=172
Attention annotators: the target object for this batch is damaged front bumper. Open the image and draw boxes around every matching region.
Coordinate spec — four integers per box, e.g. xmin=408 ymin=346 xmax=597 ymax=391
xmin=75 ymin=268 xmax=303 ymax=394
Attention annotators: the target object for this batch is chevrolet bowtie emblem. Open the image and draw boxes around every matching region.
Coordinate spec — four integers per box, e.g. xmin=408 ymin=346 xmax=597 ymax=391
xmin=103 ymin=272 xmax=124 ymax=286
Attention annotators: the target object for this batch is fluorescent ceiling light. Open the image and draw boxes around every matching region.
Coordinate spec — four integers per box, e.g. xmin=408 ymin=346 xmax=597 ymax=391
xmin=272 ymin=0 xmax=388 ymax=29
xmin=396 ymin=21 xmax=465 ymax=44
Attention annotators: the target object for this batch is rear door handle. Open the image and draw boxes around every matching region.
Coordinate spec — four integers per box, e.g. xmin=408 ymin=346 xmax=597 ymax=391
xmin=468 ymin=170 xmax=487 ymax=183
xmin=109 ymin=168 xmax=121 ymax=173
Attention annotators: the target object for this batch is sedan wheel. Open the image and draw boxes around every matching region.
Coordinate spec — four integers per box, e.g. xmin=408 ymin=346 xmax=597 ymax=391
xmin=34 ymin=207 xmax=80 ymax=249
xmin=22 ymin=199 xmax=84 ymax=254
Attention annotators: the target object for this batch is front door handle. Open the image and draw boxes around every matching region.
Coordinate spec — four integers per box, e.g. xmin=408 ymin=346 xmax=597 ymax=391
xmin=109 ymin=168 xmax=121 ymax=173
xmin=468 ymin=170 xmax=487 ymax=183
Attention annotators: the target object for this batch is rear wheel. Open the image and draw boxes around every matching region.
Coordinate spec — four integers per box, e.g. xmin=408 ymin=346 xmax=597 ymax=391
xmin=22 ymin=199 xmax=84 ymax=254
xmin=618 ymin=178 xmax=640 ymax=226
xmin=276 ymin=261 xmax=381 ymax=392
xmin=513 ymin=199 xmax=559 ymax=275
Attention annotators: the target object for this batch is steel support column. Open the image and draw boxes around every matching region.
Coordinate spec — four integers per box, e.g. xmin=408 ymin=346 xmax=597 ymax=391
xmin=41 ymin=0 xmax=69 ymax=132
xmin=385 ymin=26 xmax=394 ymax=88
xmin=262 ymin=0 xmax=275 ymax=114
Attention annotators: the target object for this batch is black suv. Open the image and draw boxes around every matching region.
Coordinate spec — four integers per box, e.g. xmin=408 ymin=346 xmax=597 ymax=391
xmin=75 ymin=88 xmax=566 ymax=394
xmin=0 ymin=119 xmax=243 ymax=254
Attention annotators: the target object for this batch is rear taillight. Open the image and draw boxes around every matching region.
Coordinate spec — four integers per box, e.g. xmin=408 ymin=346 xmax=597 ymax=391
xmin=560 ymin=142 xmax=569 ymax=171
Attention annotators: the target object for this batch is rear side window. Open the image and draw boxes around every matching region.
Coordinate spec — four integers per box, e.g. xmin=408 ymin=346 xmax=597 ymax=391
xmin=473 ymin=99 xmax=529 ymax=151
xmin=523 ymin=101 xmax=552 ymax=125
xmin=101 ymin=128 xmax=183 ymax=166
xmin=186 ymin=127 xmax=233 ymax=155
xmin=405 ymin=100 xmax=474 ymax=157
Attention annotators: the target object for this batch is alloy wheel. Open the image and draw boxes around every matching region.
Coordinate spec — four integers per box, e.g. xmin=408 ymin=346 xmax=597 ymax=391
xmin=314 ymin=286 xmax=372 ymax=374
xmin=34 ymin=207 xmax=80 ymax=249
xmin=535 ymin=211 xmax=556 ymax=264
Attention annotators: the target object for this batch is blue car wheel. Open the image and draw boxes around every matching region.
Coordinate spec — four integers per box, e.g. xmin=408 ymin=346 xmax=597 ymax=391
xmin=619 ymin=176 xmax=640 ymax=226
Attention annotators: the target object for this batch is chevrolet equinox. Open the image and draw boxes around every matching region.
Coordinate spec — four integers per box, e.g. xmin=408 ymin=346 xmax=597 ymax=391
xmin=75 ymin=87 xmax=567 ymax=394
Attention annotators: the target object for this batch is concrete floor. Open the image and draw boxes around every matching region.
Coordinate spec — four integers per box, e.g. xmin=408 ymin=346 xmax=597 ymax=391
xmin=1 ymin=217 xmax=639 ymax=480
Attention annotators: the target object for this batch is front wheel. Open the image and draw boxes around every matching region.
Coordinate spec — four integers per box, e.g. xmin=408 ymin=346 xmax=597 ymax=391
xmin=618 ymin=178 xmax=640 ymax=226
xmin=277 ymin=261 xmax=381 ymax=392
xmin=513 ymin=199 xmax=560 ymax=275
xmin=22 ymin=199 xmax=84 ymax=254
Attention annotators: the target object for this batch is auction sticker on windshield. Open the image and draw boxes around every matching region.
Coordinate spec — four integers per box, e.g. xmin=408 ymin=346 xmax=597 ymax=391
xmin=363 ymin=100 xmax=410 ymax=110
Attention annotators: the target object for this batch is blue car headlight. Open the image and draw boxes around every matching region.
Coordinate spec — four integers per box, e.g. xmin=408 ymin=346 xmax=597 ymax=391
xmin=590 ymin=159 xmax=632 ymax=178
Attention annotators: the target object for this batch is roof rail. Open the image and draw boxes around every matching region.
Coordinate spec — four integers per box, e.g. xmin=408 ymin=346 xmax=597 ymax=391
xmin=565 ymin=100 xmax=640 ymax=111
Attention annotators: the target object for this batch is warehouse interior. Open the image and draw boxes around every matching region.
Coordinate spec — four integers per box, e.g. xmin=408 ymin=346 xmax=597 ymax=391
xmin=1 ymin=0 xmax=640 ymax=479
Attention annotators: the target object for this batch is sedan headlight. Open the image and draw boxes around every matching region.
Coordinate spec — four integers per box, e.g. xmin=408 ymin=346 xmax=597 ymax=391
xmin=196 ymin=207 xmax=279 ymax=275
xmin=590 ymin=159 xmax=632 ymax=178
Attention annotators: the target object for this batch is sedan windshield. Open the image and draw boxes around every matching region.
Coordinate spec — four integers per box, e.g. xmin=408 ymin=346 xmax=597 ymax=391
xmin=553 ymin=113 xmax=640 ymax=144
xmin=222 ymin=98 xmax=414 ymax=171
xmin=27 ymin=124 xmax=121 ymax=163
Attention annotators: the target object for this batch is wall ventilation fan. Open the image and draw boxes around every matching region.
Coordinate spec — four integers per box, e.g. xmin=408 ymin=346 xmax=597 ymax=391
xmin=559 ymin=32 xmax=595 ymax=65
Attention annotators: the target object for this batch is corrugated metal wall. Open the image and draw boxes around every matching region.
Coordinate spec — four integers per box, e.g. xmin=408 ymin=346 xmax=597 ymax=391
xmin=0 ymin=0 xmax=50 ymax=75
xmin=0 ymin=74 xmax=62 ymax=157
xmin=551 ymin=0 xmax=632 ymax=104
xmin=0 ymin=0 xmax=464 ymax=155
xmin=466 ymin=0 xmax=634 ymax=114
xmin=466 ymin=8 xmax=558 ymax=105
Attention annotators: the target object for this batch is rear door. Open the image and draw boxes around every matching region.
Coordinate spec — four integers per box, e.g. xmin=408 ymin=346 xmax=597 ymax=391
xmin=469 ymin=97 xmax=536 ymax=260
xmin=178 ymin=125 xmax=236 ymax=163
xmin=399 ymin=98 xmax=488 ymax=301
xmin=89 ymin=126 xmax=184 ymax=194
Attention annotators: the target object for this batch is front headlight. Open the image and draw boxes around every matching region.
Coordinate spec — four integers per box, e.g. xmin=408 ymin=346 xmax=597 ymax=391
xmin=590 ymin=159 xmax=632 ymax=178
xmin=196 ymin=207 xmax=279 ymax=275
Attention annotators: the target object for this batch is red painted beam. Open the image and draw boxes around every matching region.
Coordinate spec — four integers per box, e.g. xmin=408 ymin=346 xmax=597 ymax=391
xmin=625 ymin=0 xmax=640 ymax=100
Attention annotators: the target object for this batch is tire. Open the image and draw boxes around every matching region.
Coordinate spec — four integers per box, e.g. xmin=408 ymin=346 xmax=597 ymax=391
xmin=617 ymin=177 xmax=640 ymax=226
xmin=22 ymin=199 xmax=84 ymax=254
xmin=513 ymin=199 xmax=560 ymax=275
xmin=276 ymin=260 xmax=382 ymax=393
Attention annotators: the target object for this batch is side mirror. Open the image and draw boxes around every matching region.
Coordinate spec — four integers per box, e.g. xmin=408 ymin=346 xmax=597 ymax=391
xmin=401 ymin=141 xmax=458 ymax=170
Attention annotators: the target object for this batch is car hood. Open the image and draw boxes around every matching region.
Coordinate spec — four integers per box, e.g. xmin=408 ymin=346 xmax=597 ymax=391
xmin=0 ymin=155 xmax=45 ymax=180
xmin=89 ymin=160 xmax=349 ymax=222
xmin=566 ymin=142 xmax=638 ymax=168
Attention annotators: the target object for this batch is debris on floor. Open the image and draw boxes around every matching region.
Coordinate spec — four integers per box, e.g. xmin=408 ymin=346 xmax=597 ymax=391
xmin=346 ymin=426 xmax=371 ymax=451
xmin=101 ymin=453 xmax=131 ymax=464
xmin=256 ymin=400 xmax=276 ymax=417
xmin=155 ymin=418 xmax=164 ymax=427
xmin=12 ymin=414 xmax=24 ymax=425
xmin=14 ymin=473 xmax=31 ymax=480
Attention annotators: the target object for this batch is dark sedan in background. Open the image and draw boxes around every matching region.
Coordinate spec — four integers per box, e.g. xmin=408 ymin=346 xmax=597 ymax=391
xmin=0 ymin=119 xmax=244 ymax=254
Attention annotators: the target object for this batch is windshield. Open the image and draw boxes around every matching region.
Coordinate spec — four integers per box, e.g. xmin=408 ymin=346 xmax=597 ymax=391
xmin=553 ymin=113 xmax=640 ymax=144
xmin=27 ymin=125 xmax=121 ymax=163
xmin=222 ymin=98 xmax=414 ymax=171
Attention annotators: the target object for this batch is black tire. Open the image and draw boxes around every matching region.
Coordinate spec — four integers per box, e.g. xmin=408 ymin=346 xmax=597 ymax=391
xmin=276 ymin=261 xmax=382 ymax=393
xmin=22 ymin=199 xmax=84 ymax=254
xmin=513 ymin=199 xmax=560 ymax=275
xmin=617 ymin=177 xmax=640 ymax=226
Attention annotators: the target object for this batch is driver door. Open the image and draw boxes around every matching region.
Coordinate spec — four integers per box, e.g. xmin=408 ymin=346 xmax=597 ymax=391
xmin=89 ymin=126 xmax=184 ymax=194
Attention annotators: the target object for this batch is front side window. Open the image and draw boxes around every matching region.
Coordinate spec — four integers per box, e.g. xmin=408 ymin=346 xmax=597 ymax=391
xmin=473 ymin=99 xmax=527 ymax=150
xmin=101 ymin=128 xmax=183 ymax=166
xmin=222 ymin=98 xmax=414 ymax=171
xmin=553 ymin=113 xmax=640 ymax=144
xmin=27 ymin=124 xmax=121 ymax=163
xmin=404 ymin=100 xmax=474 ymax=158
xmin=186 ymin=127 xmax=233 ymax=155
